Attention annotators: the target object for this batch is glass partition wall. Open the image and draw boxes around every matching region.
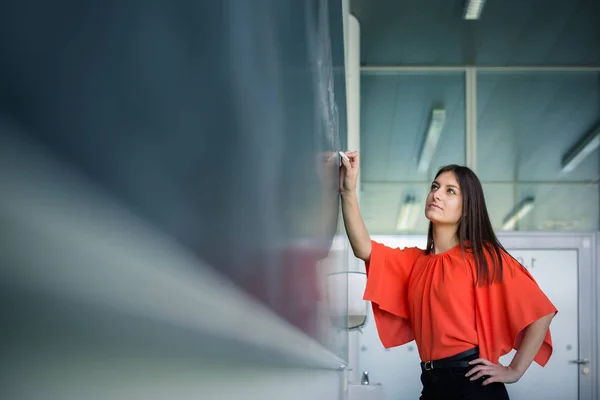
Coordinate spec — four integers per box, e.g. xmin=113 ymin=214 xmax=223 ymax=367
xmin=360 ymin=67 xmax=600 ymax=235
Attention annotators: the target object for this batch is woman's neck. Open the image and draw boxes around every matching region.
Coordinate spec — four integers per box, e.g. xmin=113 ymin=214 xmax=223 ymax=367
xmin=432 ymin=224 xmax=460 ymax=254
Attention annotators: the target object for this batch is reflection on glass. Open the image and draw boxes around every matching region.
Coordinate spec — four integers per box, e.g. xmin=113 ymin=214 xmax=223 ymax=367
xmin=477 ymin=72 xmax=599 ymax=232
xmin=360 ymin=72 xmax=466 ymax=235
xmin=477 ymin=72 xmax=599 ymax=182
xmin=361 ymin=72 xmax=466 ymax=182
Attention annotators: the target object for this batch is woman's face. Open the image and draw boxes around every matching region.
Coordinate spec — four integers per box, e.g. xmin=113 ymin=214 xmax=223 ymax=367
xmin=425 ymin=171 xmax=463 ymax=226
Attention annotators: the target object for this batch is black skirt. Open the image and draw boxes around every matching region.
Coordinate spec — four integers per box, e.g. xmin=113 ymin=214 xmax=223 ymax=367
xmin=419 ymin=347 xmax=510 ymax=400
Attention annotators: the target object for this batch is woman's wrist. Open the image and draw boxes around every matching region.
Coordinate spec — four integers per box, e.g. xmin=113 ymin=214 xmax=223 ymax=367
xmin=340 ymin=188 xmax=357 ymax=199
xmin=507 ymin=364 xmax=525 ymax=379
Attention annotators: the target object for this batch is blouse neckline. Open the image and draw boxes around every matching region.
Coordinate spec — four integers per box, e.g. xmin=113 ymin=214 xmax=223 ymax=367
xmin=429 ymin=243 xmax=462 ymax=258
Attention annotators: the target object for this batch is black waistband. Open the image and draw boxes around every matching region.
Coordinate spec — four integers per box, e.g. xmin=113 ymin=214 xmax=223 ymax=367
xmin=420 ymin=347 xmax=479 ymax=371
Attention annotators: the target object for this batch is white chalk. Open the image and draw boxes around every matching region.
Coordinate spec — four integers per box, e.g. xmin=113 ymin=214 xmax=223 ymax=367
xmin=339 ymin=151 xmax=350 ymax=162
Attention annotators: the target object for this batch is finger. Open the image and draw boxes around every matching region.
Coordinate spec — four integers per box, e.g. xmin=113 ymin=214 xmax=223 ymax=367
xmin=465 ymin=365 xmax=487 ymax=377
xmin=469 ymin=372 xmax=483 ymax=381
xmin=346 ymin=152 xmax=360 ymax=161
xmin=341 ymin=156 xmax=351 ymax=168
xmin=468 ymin=358 xmax=493 ymax=366
xmin=469 ymin=369 xmax=487 ymax=381
xmin=468 ymin=358 xmax=492 ymax=366
xmin=469 ymin=368 xmax=495 ymax=381
xmin=482 ymin=377 xmax=497 ymax=386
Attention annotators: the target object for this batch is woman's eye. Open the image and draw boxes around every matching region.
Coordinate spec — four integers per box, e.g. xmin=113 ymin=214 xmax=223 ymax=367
xmin=448 ymin=188 xmax=455 ymax=194
xmin=431 ymin=185 xmax=438 ymax=191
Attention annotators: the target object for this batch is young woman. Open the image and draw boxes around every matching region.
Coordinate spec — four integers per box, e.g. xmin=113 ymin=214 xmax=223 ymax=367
xmin=339 ymin=151 xmax=557 ymax=400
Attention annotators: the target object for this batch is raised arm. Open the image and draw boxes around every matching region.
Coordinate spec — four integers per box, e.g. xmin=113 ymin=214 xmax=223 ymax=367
xmin=340 ymin=151 xmax=372 ymax=262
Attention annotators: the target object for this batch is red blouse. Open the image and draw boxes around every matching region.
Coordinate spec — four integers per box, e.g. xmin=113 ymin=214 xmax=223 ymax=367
xmin=363 ymin=241 xmax=558 ymax=365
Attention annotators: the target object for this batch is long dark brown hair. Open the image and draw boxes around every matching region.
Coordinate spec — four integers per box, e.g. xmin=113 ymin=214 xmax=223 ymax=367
xmin=425 ymin=164 xmax=506 ymax=286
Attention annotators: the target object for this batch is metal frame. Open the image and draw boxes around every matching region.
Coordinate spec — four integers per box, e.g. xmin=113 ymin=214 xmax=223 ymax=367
xmin=361 ymin=63 xmax=600 ymax=174
xmin=362 ymin=180 xmax=600 ymax=185
xmin=465 ymin=67 xmax=477 ymax=171
xmin=361 ymin=65 xmax=600 ymax=73
xmin=497 ymin=232 xmax=598 ymax=400
xmin=361 ymin=64 xmax=599 ymax=234
xmin=590 ymin=233 xmax=600 ymax=398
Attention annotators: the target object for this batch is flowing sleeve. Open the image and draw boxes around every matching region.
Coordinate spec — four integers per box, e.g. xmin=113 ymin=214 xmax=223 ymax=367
xmin=474 ymin=250 xmax=558 ymax=366
xmin=363 ymin=241 xmax=422 ymax=348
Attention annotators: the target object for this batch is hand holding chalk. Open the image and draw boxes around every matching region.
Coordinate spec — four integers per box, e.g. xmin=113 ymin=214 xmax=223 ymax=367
xmin=339 ymin=151 xmax=359 ymax=195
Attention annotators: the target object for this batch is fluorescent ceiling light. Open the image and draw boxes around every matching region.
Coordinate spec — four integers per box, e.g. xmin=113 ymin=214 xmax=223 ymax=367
xmin=417 ymin=108 xmax=446 ymax=173
xmin=396 ymin=196 xmax=421 ymax=231
xmin=502 ymin=197 xmax=535 ymax=231
xmin=561 ymin=125 xmax=600 ymax=173
xmin=464 ymin=0 xmax=486 ymax=20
